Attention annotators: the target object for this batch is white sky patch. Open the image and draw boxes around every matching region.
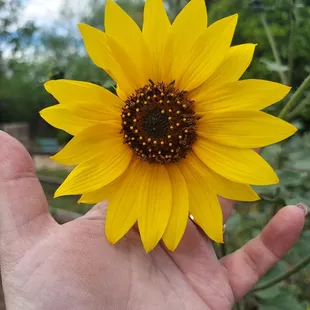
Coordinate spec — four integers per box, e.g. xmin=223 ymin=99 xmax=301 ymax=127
xmin=2 ymin=0 xmax=94 ymax=59
xmin=21 ymin=0 xmax=93 ymax=27
xmin=21 ymin=0 xmax=63 ymax=26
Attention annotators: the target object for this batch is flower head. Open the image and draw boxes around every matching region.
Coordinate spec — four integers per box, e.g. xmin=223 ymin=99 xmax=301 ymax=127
xmin=40 ymin=0 xmax=296 ymax=252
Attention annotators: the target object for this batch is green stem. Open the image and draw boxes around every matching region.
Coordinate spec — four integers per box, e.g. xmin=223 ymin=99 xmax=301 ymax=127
xmin=251 ymin=254 xmax=310 ymax=292
xmin=287 ymin=4 xmax=297 ymax=85
xmin=278 ymin=74 xmax=310 ymax=119
xmin=260 ymin=13 xmax=288 ymax=85
xmin=287 ymin=94 xmax=310 ymax=119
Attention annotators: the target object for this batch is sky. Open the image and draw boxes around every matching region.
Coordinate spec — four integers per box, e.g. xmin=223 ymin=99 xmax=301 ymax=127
xmin=2 ymin=0 xmax=93 ymax=59
xmin=21 ymin=0 xmax=93 ymax=28
xmin=21 ymin=0 xmax=65 ymax=26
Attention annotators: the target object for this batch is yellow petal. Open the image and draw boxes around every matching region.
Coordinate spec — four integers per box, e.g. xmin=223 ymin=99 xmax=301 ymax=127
xmin=137 ymin=163 xmax=172 ymax=252
xmin=105 ymin=0 xmax=152 ymax=90
xmin=78 ymin=24 xmax=132 ymax=94
xmin=185 ymin=152 xmax=259 ymax=202
xmin=44 ymin=79 xmax=122 ymax=118
xmin=105 ymin=158 xmax=143 ymax=244
xmin=162 ymin=164 xmax=189 ymax=251
xmin=197 ymin=111 xmax=297 ymax=148
xmin=107 ymin=35 xmax=145 ymax=93
xmin=54 ymin=138 xmax=132 ymax=197
xmin=51 ymin=122 xmax=121 ymax=165
xmin=40 ymin=105 xmax=99 ymax=136
xmin=178 ymin=156 xmax=223 ymax=243
xmin=164 ymin=0 xmax=207 ymax=83
xmin=78 ymin=164 xmax=125 ymax=203
xmin=191 ymin=44 xmax=256 ymax=97
xmin=177 ymin=14 xmax=238 ymax=91
xmin=78 ymin=183 xmax=113 ymax=204
xmin=142 ymin=0 xmax=171 ymax=82
xmin=193 ymin=79 xmax=291 ymax=113
xmin=193 ymin=139 xmax=279 ymax=185
xmin=116 ymin=85 xmax=127 ymax=101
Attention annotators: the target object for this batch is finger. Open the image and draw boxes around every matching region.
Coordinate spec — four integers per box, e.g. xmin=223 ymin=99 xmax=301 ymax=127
xmin=0 ymin=131 xmax=57 ymax=257
xmin=220 ymin=205 xmax=305 ymax=301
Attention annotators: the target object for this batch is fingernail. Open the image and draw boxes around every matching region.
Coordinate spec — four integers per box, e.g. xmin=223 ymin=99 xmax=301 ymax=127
xmin=296 ymin=202 xmax=309 ymax=217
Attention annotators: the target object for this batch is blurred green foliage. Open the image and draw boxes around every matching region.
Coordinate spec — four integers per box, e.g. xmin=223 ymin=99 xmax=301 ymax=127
xmin=1 ymin=0 xmax=309 ymax=309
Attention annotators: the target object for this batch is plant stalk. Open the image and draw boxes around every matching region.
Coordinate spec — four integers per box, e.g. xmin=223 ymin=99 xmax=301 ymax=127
xmin=251 ymin=254 xmax=310 ymax=292
xmin=278 ymin=74 xmax=310 ymax=119
xmin=287 ymin=94 xmax=309 ymax=120
xmin=260 ymin=13 xmax=288 ymax=85
xmin=287 ymin=3 xmax=298 ymax=85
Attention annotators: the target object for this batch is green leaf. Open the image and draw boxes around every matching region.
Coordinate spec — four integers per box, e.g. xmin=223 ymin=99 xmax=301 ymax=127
xmin=291 ymin=159 xmax=310 ymax=170
xmin=287 ymin=231 xmax=310 ymax=260
xmin=258 ymin=261 xmax=288 ymax=284
xmin=277 ymin=170 xmax=302 ymax=187
xmin=258 ymin=292 xmax=305 ymax=310
xmin=254 ymin=285 xmax=282 ymax=300
xmin=254 ymin=184 xmax=281 ymax=196
xmin=261 ymin=144 xmax=283 ymax=167
xmin=103 ymin=79 xmax=115 ymax=88
xmin=286 ymin=196 xmax=310 ymax=208
xmin=225 ymin=213 xmax=242 ymax=233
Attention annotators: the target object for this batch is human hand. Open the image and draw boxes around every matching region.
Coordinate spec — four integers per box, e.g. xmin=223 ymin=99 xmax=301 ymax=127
xmin=0 ymin=131 xmax=306 ymax=310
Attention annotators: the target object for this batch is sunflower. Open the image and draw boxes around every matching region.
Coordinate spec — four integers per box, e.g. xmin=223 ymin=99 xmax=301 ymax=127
xmin=40 ymin=0 xmax=296 ymax=252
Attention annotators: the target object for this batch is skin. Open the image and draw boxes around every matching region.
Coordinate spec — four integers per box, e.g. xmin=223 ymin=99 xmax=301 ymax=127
xmin=0 ymin=130 xmax=306 ymax=310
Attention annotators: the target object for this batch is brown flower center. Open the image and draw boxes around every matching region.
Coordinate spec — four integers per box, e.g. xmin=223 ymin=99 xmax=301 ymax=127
xmin=121 ymin=81 xmax=198 ymax=164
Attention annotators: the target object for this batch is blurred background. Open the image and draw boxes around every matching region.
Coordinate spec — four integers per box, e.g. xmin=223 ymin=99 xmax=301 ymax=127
xmin=0 ymin=0 xmax=309 ymax=309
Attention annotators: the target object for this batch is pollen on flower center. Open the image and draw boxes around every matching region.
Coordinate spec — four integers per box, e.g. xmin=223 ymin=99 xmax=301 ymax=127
xmin=121 ymin=81 xmax=198 ymax=164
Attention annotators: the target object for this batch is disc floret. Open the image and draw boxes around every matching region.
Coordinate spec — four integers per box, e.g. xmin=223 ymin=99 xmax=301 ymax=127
xmin=122 ymin=81 xmax=198 ymax=164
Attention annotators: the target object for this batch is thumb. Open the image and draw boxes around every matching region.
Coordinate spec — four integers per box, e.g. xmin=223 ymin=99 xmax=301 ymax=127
xmin=0 ymin=131 xmax=56 ymax=262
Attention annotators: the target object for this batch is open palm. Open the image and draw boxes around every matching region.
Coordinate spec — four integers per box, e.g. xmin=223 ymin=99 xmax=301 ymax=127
xmin=0 ymin=131 xmax=305 ymax=310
